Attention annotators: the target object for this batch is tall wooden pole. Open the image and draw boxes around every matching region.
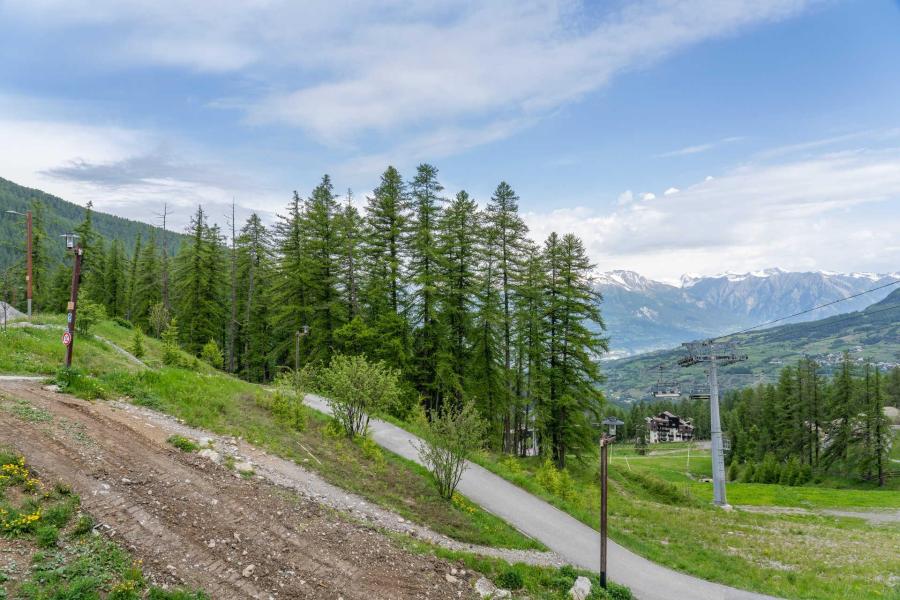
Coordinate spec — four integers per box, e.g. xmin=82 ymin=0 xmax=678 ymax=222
xmin=600 ymin=435 xmax=609 ymax=589
xmin=64 ymin=246 xmax=84 ymax=369
xmin=25 ymin=211 xmax=32 ymax=319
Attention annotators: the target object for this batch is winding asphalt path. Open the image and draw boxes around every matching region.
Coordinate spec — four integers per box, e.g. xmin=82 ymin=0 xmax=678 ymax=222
xmin=306 ymin=394 xmax=778 ymax=600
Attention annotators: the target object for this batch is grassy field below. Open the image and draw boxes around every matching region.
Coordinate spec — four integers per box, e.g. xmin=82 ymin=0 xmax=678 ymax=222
xmin=472 ymin=441 xmax=899 ymax=600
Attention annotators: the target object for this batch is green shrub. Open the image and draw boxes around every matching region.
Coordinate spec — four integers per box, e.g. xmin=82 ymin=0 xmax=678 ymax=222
xmin=72 ymin=514 xmax=94 ymax=535
xmin=75 ymin=301 xmax=106 ymax=335
xmin=271 ymin=384 xmax=306 ymax=432
xmin=727 ymin=462 xmax=740 ymax=482
xmin=130 ymin=327 xmax=146 ymax=359
xmin=55 ymin=367 xmax=107 ymax=400
xmin=619 ymin=470 xmax=697 ymax=506
xmin=167 ymin=435 xmax=199 ymax=453
xmin=200 ymin=339 xmax=223 ymax=369
xmin=35 ymin=524 xmax=59 ymax=548
xmin=161 ymin=320 xmax=181 ymax=366
xmin=536 ymin=458 xmax=562 ymax=495
xmin=739 ymin=463 xmax=756 ymax=483
xmin=495 ymin=569 xmax=524 ymax=590
xmin=318 ymin=354 xmax=401 ymax=438
xmin=113 ymin=317 xmax=133 ymax=329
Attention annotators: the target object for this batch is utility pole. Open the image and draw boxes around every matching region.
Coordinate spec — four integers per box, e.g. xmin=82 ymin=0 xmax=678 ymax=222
xmin=4 ymin=210 xmax=32 ymax=318
xmin=679 ymin=341 xmax=747 ymax=507
xmin=62 ymin=234 xmax=83 ymax=369
xmin=599 ymin=434 xmax=609 ymax=588
xmin=598 ymin=417 xmax=622 ymax=589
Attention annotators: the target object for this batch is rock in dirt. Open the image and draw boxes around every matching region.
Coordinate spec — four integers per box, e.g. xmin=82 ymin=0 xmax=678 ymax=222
xmin=445 ymin=574 xmax=458 ymax=584
xmin=235 ymin=460 xmax=254 ymax=473
xmin=242 ymin=564 xmax=255 ymax=577
xmin=475 ymin=577 xmax=512 ymax=598
xmin=568 ymin=576 xmax=591 ymax=600
xmin=197 ymin=448 xmax=221 ymax=463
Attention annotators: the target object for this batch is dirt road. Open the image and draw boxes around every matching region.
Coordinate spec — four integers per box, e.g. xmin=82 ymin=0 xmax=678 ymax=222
xmin=0 ymin=380 xmax=471 ymax=600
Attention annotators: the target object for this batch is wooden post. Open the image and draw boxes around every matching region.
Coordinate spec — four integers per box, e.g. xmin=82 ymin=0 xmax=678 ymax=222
xmin=25 ymin=211 xmax=32 ymax=319
xmin=64 ymin=246 xmax=83 ymax=369
xmin=600 ymin=435 xmax=609 ymax=588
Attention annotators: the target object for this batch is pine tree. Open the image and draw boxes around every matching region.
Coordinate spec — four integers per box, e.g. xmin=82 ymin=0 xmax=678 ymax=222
xmin=235 ymin=213 xmax=274 ymax=381
xmin=870 ymin=367 xmax=890 ymax=486
xmin=435 ymin=190 xmax=480 ymax=406
xmin=338 ymin=190 xmax=363 ymax=321
xmin=361 ymin=167 xmax=410 ymax=371
xmin=512 ymin=243 xmax=546 ymax=455
xmin=133 ymin=232 xmax=162 ymax=328
xmin=125 ymin=233 xmax=142 ymax=322
xmin=301 ymin=175 xmax=344 ymax=364
xmin=270 ymin=192 xmax=309 ymax=365
xmin=541 ymin=233 xmax=607 ymax=468
xmin=823 ymin=352 xmax=856 ymax=469
xmin=173 ymin=206 xmax=226 ymax=354
xmin=406 ymin=164 xmax=445 ymax=411
xmin=103 ymin=239 xmax=127 ymax=317
xmin=485 ymin=182 xmax=529 ymax=451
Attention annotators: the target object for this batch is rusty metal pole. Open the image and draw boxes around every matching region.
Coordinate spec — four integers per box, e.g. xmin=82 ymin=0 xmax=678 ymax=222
xmin=600 ymin=435 xmax=608 ymax=589
xmin=64 ymin=245 xmax=84 ymax=369
xmin=25 ymin=211 xmax=32 ymax=319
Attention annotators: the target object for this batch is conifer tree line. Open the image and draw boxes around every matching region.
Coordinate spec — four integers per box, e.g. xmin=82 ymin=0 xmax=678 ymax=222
xmin=13 ymin=165 xmax=608 ymax=465
xmin=723 ymin=354 xmax=896 ymax=486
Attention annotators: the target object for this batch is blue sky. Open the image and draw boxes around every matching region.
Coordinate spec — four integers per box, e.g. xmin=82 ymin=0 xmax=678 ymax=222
xmin=1 ymin=0 xmax=899 ymax=281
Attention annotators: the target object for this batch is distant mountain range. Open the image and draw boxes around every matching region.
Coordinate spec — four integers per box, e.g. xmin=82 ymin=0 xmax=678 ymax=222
xmin=603 ymin=287 xmax=900 ymax=405
xmin=596 ymin=268 xmax=900 ymax=357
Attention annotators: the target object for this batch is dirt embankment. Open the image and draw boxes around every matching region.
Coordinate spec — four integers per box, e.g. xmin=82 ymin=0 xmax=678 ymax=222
xmin=0 ymin=380 xmax=474 ymax=600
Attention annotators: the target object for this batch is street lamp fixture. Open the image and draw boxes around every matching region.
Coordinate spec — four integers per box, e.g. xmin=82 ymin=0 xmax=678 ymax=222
xmin=61 ymin=233 xmax=79 ymax=251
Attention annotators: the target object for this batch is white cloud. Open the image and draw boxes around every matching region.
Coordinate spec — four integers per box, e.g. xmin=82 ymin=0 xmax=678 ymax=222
xmin=523 ymin=147 xmax=900 ymax=280
xmin=2 ymin=0 xmax=813 ymax=149
xmin=642 ymin=192 xmax=657 ymax=201
xmin=655 ymin=136 xmax=745 ymax=158
xmin=0 ymin=116 xmax=281 ymax=231
xmin=664 ymin=187 xmax=680 ymax=195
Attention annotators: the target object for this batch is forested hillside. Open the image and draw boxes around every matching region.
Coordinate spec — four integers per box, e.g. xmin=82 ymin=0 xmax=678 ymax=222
xmin=1 ymin=167 xmax=607 ymax=468
xmin=0 ymin=176 xmax=182 ymax=268
xmin=604 ymin=287 xmax=900 ymax=404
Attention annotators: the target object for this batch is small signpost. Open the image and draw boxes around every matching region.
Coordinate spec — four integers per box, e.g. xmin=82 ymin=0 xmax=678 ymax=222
xmin=61 ymin=234 xmax=82 ymax=369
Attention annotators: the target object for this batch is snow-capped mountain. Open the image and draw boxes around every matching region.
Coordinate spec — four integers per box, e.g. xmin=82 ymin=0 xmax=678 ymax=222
xmin=595 ymin=268 xmax=900 ymax=357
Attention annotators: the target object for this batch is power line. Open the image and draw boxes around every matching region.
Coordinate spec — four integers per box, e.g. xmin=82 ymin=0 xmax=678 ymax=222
xmin=716 ymin=279 xmax=900 ymax=340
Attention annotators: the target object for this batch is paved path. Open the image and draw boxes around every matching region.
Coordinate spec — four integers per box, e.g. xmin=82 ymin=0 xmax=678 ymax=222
xmin=305 ymin=394 xmax=778 ymax=600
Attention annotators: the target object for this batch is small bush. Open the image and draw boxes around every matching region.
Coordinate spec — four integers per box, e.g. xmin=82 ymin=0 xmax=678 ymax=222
xmin=319 ymin=354 xmax=401 ymax=438
xmin=200 ymin=339 xmax=223 ymax=369
xmin=113 ymin=317 xmax=133 ymax=329
xmin=271 ymin=383 xmax=306 ymax=432
xmin=130 ymin=327 xmax=146 ymax=359
xmin=167 ymin=435 xmax=199 ymax=453
xmin=728 ymin=462 xmax=740 ymax=482
xmin=161 ymin=320 xmax=181 ymax=366
xmin=415 ymin=400 xmax=485 ymax=499
xmin=55 ymin=367 xmax=107 ymax=400
xmin=73 ymin=513 xmax=94 ymax=535
xmin=35 ymin=524 xmax=59 ymax=548
xmin=75 ymin=301 xmax=106 ymax=335
xmin=536 ymin=458 xmax=562 ymax=495
xmin=496 ymin=569 xmax=524 ymax=590
xmin=739 ymin=463 xmax=756 ymax=483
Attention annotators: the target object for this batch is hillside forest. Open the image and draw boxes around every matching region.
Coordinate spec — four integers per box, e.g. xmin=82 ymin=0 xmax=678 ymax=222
xmin=0 ymin=166 xmax=607 ymax=468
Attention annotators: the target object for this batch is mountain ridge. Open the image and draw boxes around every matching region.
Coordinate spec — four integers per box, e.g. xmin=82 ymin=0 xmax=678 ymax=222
xmin=596 ymin=268 xmax=900 ymax=357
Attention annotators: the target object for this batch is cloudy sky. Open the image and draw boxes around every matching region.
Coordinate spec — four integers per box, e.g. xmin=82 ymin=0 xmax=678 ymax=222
xmin=1 ymin=0 xmax=899 ymax=282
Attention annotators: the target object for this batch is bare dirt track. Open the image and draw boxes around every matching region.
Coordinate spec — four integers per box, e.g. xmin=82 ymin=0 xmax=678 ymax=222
xmin=0 ymin=380 xmax=472 ymax=600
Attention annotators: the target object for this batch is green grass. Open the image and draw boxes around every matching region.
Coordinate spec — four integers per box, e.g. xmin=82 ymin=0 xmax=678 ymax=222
xmin=471 ymin=445 xmax=900 ymax=600
xmin=167 ymin=434 xmax=200 ymax=453
xmin=0 ymin=449 xmax=207 ymax=600
xmin=1 ymin=317 xmax=540 ymax=551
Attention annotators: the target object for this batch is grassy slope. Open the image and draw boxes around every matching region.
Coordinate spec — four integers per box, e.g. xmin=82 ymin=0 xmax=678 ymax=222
xmin=471 ymin=444 xmax=899 ymax=600
xmin=0 ymin=316 xmax=540 ymax=551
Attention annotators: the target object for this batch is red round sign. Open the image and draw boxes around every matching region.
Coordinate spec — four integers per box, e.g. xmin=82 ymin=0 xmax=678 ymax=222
xmin=62 ymin=331 xmax=72 ymax=346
